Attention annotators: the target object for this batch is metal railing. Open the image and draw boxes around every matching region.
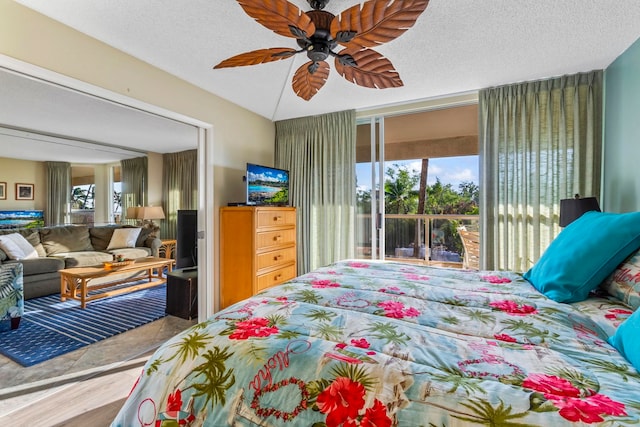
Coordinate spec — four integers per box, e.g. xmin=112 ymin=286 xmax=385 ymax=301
xmin=356 ymin=213 xmax=479 ymax=267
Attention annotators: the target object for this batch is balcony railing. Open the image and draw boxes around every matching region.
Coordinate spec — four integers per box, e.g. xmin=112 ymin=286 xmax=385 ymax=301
xmin=356 ymin=213 xmax=479 ymax=268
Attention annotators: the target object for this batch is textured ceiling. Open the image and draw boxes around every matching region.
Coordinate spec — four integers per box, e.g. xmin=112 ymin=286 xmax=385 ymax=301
xmin=13 ymin=0 xmax=640 ymax=122
xmin=3 ymin=0 xmax=640 ymax=164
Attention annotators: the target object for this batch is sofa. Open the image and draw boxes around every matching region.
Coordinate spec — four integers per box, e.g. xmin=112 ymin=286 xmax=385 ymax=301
xmin=0 ymin=225 xmax=161 ymax=300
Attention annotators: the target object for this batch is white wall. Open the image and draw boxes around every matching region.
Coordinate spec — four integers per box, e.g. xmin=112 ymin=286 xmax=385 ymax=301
xmin=0 ymin=157 xmax=45 ymax=211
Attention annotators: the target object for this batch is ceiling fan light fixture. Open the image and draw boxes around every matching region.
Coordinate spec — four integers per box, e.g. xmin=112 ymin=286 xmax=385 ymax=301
xmin=308 ymin=0 xmax=330 ymax=10
xmin=215 ymin=0 xmax=430 ymax=100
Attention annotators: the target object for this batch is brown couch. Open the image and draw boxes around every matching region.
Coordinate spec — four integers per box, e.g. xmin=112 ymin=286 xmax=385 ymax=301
xmin=0 ymin=225 xmax=161 ymax=299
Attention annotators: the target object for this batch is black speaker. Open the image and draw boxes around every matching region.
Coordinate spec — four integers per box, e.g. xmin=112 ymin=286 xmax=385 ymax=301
xmin=176 ymin=210 xmax=197 ymax=269
xmin=166 ymin=269 xmax=198 ymax=320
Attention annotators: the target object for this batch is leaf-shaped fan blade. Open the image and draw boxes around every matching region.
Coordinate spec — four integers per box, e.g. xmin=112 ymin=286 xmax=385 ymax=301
xmin=237 ymin=0 xmax=316 ymax=39
xmin=292 ymin=61 xmax=329 ymax=101
xmin=214 ymin=48 xmax=298 ymax=68
xmin=330 ymin=0 xmax=429 ymax=48
xmin=335 ymin=48 xmax=403 ymax=89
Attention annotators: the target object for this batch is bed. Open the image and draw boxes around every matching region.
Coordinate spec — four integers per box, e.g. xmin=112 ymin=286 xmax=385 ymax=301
xmin=112 ymin=212 xmax=640 ymax=426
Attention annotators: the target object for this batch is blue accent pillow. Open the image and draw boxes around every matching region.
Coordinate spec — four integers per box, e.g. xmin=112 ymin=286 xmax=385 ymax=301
xmin=608 ymin=309 xmax=640 ymax=371
xmin=524 ymin=211 xmax=640 ymax=303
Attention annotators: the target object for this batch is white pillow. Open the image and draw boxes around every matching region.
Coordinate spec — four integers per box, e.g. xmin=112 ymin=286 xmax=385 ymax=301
xmin=107 ymin=228 xmax=142 ymax=250
xmin=0 ymin=233 xmax=39 ymax=260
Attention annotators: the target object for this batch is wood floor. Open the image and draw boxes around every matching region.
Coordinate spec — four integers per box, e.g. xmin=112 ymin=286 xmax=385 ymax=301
xmin=0 ymin=315 xmax=196 ymax=426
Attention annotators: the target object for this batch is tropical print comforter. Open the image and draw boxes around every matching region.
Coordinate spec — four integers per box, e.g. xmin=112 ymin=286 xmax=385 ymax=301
xmin=112 ymin=260 xmax=640 ymax=426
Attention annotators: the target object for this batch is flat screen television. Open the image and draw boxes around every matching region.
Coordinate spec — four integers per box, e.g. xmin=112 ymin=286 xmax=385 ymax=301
xmin=246 ymin=163 xmax=289 ymax=206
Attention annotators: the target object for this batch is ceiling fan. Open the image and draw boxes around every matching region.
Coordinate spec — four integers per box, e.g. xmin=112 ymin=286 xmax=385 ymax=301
xmin=214 ymin=0 xmax=430 ymax=101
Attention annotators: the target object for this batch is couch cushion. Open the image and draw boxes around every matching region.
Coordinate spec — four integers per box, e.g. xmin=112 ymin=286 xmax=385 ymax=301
xmin=133 ymin=226 xmax=153 ymax=247
xmin=89 ymin=226 xmax=117 ymax=251
xmin=40 ymin=226 xmax=93 ymax=256
xmin=0 ymin=233 xmax=39 ymax=260
xmin=107 ymin=228 xmax=142 ymax=250
xmin=107 ymin=247 xmax=151 ymax=259
xmin=0 ymin=229 xmax=46 ymax=259
xmin=55 ymin=251 xmax=114 ymax=268
xmin=3 ymin=257 xmax=65 ymax=276
xmin=23 ymin=231 xmax=46 ymax=257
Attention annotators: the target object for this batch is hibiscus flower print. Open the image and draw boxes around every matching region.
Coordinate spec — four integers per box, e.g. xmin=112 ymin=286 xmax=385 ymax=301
xmin=494 ymin=333 xmax=517 ymax=343
xmin=604 ymin=308 xmax=633 ymax=326
xmin=351 ymin=338 xmax=371 ymax=349
xmin=377 ymin=300 xmax=420 ymax=319
xmin=481 ymin=275 xmax=512 ymax=284
xmin=312 ymin=279 xmax=341 ymax=288
xmin=522 ymin=373 xmax=627 ymax=423
xmin=404 ymin=274 xmax=430 ymax=281
xmin=490 ymin=299 xmax=538 ymax=316
xmin=229 ymin=317 xmax=279 ymax=340
xmin=317 ymin=377 xmax=391 ymax=427
xmin=347 ymin=261 xmax=370 ymax=268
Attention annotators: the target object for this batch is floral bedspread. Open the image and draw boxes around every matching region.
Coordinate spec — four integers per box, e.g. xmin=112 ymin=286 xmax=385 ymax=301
xmin=112 ymin=260 xmax=640 ymax=426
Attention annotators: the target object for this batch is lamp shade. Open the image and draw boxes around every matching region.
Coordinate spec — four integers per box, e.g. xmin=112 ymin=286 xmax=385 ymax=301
xmin=559 ymin=196 xmax=601 ymax=227
xmin=136 ymin=206 xmax=165 ymax=220
xmin=126 ymin=206 xmax=165 ymax=220
xmin=126 ymin=206 xmax=139 ymax=220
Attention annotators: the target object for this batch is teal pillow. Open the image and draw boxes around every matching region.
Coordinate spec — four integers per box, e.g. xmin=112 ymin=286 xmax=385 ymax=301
xmin=608 ymin=309 xmax=640 ymax=371
xmin=524 ymin=211 xmax=640 ymax=303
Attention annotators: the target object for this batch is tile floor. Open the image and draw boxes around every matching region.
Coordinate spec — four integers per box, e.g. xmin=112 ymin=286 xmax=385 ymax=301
xmin=0 ymin=315 xmax=196 ymax=423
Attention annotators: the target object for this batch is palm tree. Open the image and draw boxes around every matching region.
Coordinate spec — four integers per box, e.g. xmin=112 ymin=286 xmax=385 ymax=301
xmin=414 ymin=158 xmax=429 ymax=258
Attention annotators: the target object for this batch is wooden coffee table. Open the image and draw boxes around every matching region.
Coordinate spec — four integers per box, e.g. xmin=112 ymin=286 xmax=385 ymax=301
xmin=59 ymin=257 xmax=174 ymax=308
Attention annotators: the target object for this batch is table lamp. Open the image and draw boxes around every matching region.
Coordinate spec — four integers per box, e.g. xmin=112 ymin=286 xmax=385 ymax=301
xmin=559 ymin=194 xmax=601 ymax=227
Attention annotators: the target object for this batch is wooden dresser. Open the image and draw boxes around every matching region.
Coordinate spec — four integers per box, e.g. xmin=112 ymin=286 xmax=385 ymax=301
xmin=220 ymin=206 xmax=297 ymax=309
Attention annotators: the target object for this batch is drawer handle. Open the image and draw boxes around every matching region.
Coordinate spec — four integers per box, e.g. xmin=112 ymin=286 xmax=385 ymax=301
xmin=274 ymin=215 xmax=282 ymax=221
xmin=273 ymin=235 xmax=282 ymax=242
xmin=274 ymin=274 xmax=282 ymax=281
xmin=274 ymin=254 xmax=283 ymax=261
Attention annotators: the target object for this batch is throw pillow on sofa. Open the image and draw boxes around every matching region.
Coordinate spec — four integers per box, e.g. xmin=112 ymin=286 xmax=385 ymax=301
xmin=0 ymin=233 xmax=39 ymax=260
xmin=107 ymin=228 xmax=142 ymax=250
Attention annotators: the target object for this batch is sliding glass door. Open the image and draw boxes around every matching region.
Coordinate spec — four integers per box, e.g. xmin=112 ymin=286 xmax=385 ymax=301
xmin=355 ymin=105 xmax=481 ymax=266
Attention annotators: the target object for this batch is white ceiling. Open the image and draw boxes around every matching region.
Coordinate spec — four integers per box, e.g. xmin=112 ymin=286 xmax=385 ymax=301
xmin=4 ymin=0 xmax=640 ymax=162
xmin=0 ymin=67 xmax=199 ymax=163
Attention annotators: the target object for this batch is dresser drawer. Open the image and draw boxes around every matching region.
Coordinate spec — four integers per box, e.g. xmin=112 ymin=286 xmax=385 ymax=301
xmin=256 ymin=246 xmax=296 ymax=271
xmin=256 ymin=209 xmax=296 ymax=229
xmin=256 ymin=228 xmax=296 ymax=250
xmin=256 ymin=264 xmax=297 ymax=291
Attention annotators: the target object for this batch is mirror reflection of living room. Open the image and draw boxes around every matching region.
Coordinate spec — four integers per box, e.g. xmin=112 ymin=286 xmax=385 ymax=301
xmin=0 ymin=143 xmax=199 ymax=384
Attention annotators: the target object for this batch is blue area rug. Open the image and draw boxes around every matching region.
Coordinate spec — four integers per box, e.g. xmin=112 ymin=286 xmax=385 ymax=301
xmin=0 ymin=284 xmax=167 ymax=367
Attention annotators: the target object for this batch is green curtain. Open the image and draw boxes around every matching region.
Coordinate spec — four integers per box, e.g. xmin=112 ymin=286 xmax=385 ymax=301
xmin=479 ymin=70 xmax=603 ymax=272
xmin=275 ymin=110 xmax=356 ymax=274
xmin=45 ymin=161 xmax=70 ymax=226
xmin=121 ymin=156 xmax=148 ymax=223
xmin=162 ymin=149 xmax=197 ymax=239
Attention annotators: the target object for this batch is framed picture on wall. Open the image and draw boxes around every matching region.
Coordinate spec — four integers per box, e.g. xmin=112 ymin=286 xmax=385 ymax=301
xmin=16 ymin=183 xmax=34 ymax=200
xmin=0 ymin=182 xmax=5 ymax=200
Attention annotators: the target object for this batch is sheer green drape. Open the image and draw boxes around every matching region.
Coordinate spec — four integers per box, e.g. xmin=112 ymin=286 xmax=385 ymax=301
xmin=479 ymin=70 xmax=603 ymax=272
xmin=275 ymin=110 xmax=356 ymax=274
xmin=162 ymin=149 xmax=197 ymax=239
xmin=45 ymin=161 xmax=70 ymax=226
xmin=121 ymin=157 xmax=148 ymax=223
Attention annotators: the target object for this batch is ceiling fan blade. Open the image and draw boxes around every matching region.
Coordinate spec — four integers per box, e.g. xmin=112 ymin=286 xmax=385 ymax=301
xmin=292 ymin=61 xmax=329 ymax=100
xmin=330 ymin=0 xmax=430 ymax=48
xmin=335 ymin=48 xmax=403 ymax=89
xmin=237 ymin=0 xmax=316 ymax=39
xmin=213 ymin=48 xmax=298 ymax=68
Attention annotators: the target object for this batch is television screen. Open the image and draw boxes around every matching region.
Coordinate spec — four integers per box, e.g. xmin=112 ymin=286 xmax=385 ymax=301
xmin=246 ymin=163 xmax=289 ymax=206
